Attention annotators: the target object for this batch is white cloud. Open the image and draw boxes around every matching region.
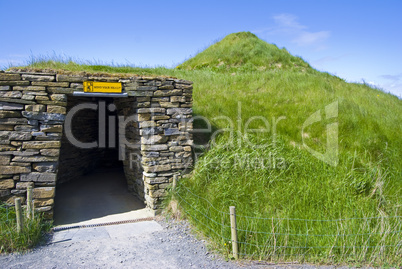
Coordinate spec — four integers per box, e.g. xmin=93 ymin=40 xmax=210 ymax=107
xmin=273 ymin=14 xmax=306 ymax=31
xmin=380 ymin=73 xmax=402 ymax=81
xmin=254 ymin=13 xmax=330 ymax=50
xmin=293 ymin=31 xmax=330 ymax=47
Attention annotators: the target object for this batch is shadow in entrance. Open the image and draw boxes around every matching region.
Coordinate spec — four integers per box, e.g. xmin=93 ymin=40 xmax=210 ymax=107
xmin=54 ymin=166 xmax=145 ymax=226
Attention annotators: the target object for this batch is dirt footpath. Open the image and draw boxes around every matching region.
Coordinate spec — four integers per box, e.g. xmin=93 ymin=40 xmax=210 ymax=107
xmin=0 ymin=218 xmax=342 ymax=269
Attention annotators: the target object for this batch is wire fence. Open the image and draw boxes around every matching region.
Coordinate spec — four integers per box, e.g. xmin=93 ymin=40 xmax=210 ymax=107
xmin=0 ymin=203 xmax=17 ymax=235
xmin=175 ymin=184 xmax=402 ymax=264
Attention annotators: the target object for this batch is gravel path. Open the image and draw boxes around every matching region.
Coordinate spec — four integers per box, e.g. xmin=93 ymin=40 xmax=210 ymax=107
xmin=0 ymin=218 xmax=343 ymax=269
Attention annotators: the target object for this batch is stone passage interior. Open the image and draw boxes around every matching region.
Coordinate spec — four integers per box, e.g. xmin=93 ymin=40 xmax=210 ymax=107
xmin=0 ymin=70 xmax=193 ymax=218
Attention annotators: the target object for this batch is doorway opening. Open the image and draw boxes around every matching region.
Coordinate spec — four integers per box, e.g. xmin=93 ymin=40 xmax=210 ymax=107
xmin=54 ymin=96 xmax=147 ymax=226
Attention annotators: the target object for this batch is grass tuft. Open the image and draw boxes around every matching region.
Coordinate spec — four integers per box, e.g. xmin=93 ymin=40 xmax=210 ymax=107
xmin=0 ymin=203 xmax=51 ymax=253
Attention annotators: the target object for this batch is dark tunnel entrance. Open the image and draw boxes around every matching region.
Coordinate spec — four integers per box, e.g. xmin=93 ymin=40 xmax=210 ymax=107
xmin=54 ymin=96 xmax=146 ymax=225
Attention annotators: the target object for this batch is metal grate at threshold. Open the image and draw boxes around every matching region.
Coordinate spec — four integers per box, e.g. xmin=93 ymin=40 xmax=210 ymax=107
xmin=52 ymin=217 xmax=155 ymax=232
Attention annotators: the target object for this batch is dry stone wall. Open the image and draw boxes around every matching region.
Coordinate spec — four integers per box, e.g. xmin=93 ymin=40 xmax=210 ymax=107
xmin=0 ymin=69 xmax=193 ymax=217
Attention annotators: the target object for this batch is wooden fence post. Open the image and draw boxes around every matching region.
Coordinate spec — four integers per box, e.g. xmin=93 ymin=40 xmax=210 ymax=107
xmin=26 ymin=186 xmax=33 ymax=219
xmin=15 ymin=198 xmax=23 ymax=233
xmin=230 ymin=206 xmax=239 ymax=260
xmin=172 ymin=174 xmax=178 ymax=191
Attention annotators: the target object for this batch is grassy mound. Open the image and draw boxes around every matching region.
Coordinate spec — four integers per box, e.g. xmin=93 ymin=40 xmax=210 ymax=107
xmin=177 ymin=32 xmax=311 ymax=72
xmin=16 ymin=32 xmax=402 ymax=265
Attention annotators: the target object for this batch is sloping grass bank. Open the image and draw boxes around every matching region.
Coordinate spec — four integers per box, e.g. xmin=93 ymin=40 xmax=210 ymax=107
xmin=18 ymin=41 xmax=402 ymax=266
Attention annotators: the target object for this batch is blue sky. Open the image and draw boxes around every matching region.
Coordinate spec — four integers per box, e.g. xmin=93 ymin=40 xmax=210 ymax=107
xmin=1 ymin=0 xmax=401 ymax=97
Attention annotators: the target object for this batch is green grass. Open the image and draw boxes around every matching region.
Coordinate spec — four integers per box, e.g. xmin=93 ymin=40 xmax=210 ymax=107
xmin=0 ymin=203 xmax=51 ymax=253
xmin=177 ymin=32 xmax=312 ymax=73
xmin=8 ymin=31 xmax=402 ymax=265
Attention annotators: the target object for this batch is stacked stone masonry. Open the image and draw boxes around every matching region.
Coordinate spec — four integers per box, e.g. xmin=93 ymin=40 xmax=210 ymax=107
xmin=0 ymin=69 xmax=193 ymax=218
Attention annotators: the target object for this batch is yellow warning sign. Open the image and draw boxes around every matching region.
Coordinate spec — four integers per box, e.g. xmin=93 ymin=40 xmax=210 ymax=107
xmin=83 ymin=81 xmax=122 ymax=93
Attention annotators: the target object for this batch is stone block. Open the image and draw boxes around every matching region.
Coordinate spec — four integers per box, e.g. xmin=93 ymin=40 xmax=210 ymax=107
xmin=36 ymin=100 xmax=67 ymax=106
xmin=143 ymin=164 xmax=171 ymax=173
xmin=33 ymin=162 xmax=58 ymax=173
xmin=70 ymin=83 xmax=83 ymax=89
xmin=164 ymin=128 xmax=180 ymax=136
xmin=0 ymin=125 xmax=14 ymax=131
xmin=0 ymin=150 xmax=39 ymax=156
xmin=0 ymin=179 xmax=14 ymax=189
xmin=0 ymin=102 xmax=24 ymax=110
xmin=0 ymin=98 xmax=35 ymax=105
xmin=134 ymin=86 xmax=157 ymax=91
xmin=14 ymin=125 xmax=37 ymax=131
xmin=139 ymin=127 xmax=163 ymax=136
xmin=56 ymin=74 xmax=87 ymax=82
xmin=0 ymin=91 xmax=22 ymax=98
xmin=21 ymin=74 xmax=55 ymax=82
xmin=170 ymin=96 xmax=186 ymax=103
xmin=3 ymin=131 xmax=32 ymax=141
xmin=12 ymin=156 xmax=58 ymax=162
xmin=0 ymin=145 xmax=16 ymax=151
xmin=35 ymin=96 xmax=50 ymax=101
xmin=34 ymin=198 xmax=54 ymax=207
xmin=158 ymin=85 xmax=174 ymax=90
xmin=31 ymin=81 xmax=69 ymax=87
xmin=174 ymin=84 xmax=193 ymax=90
xmin=21 ymin=172 xmax=57 ymax=183
xmin=169 ymin=146 xmax=184 ymax=152
xmin=0 ymin=118 xmax=28 ymax=125
xmin=0 ymin=81 xmax=30 ymax=86
xmin=5 ymin=196 xmax=25 ymax=204
xmin=0 ymin=73 xmax=21 ymax=81
xmin=152 ymin=115 xmax=170 ymax=121
xmin=47 ymin=87 xmax=75 ymax=94
xmin=22 ymin=111 xmax=66 ymax=121
xmin=49 ymin=94 xmax=67 ymax=102
xmin=138 ymin=113 xmax=151 ymax=121
xmin=22 ymin=141 xmax=61 ymax=149
xmin=46 ymin=105 xmax=66 ymax=114
xmin=0 ymin=111 xmax=21 ymax=118
xmin=144 ymin=176 xmax=167 ymax=184
xmin=25 ymin=104 xmax=46 ymax=112
xmin=11 ymin=190 xmax=27 ymax=195
xmin=139 ymin=121 xmax=157 ymax=128
xmin=149 ymin=189 xmax=165 ymax=198
xmin=13 ymin=86 xmax=46 ymax=91
xmin=0 ymin=189 xmax=10 ymax=197
xmin=159 ymin=102 xmax=179 ymax=108
xmin=174 ymin=79 xmax=193 ymax=85
xmin=143 ymin=172 xmax=157 ymax=178
xmin=152 ymin=97 xmax=170 ymax=102
xmin=33 ymin=187 xmax=55 ymax=199
xmin=39 ymin=124 xmax=62 ymax=132
xmin=137 ymin=102 xmax=150 ymax=108
xmin=166 ymin=108 xmax=192 ymax=115
xmin=137 ymin=108 xmax=165 ymax=114
xmin=141 ymin=144 xmax=168 ymax=151
xmin=137 ymin=97 xmax=150 ymax=102
xmin=126 ymin=91 xmax=153 ymax=97
xmin=21 ymin=95 xmax=36 ymax=101
xmin=153 ymin=89 xmax=182 ymax=97
xmin=0 ymin=155 xmax=10 ymax=165
xmin=0 ymin=165 xmax=31 ymax=174
xmin=141 ymin=135 xmax=168 ymax=145
xmin=16 ymin=182 xmax=34 ymax=189
xmin=39 ymin=149 xmax=60 ymax=156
